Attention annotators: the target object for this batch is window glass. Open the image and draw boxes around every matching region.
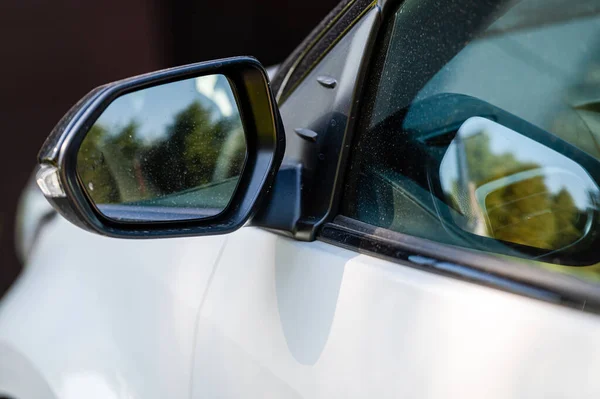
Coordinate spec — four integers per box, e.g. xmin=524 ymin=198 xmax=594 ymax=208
xmin=343 ymin=0 xmax=600 ymax=279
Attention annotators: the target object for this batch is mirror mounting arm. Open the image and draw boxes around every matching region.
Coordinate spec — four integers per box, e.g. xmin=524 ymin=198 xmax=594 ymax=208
xmin=251 ymin=162 xmax=304 ymax=234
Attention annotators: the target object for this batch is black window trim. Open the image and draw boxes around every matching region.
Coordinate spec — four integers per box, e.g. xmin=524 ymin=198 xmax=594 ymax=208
xmin=271 ymin=0 xmax=376 ymax=104
xmin=317 ymin=0 xmax=600 ymax=314
xmin=320 ymin=216 xmax=600 ymax=313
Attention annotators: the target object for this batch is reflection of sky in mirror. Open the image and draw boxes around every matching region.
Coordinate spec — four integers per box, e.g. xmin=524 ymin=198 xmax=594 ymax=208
xmin=95 ymin=74 xmax=237 ymax=144
xmin=440 ymin=117 xmax=599 ymax=209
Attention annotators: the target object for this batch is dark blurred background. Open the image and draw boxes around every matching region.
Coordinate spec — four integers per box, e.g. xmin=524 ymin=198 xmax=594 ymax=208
xmin=0 ymin=0 xmax=338 ymax=297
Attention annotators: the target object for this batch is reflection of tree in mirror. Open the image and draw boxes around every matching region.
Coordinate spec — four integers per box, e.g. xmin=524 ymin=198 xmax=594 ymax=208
xmin=103 ymin=121 xmax=156 ymax=202
xmin=142 ymin=101 xmax=245 ymax=195
xmin=77 ymin=124 xmax=134 ymax=204
xmin=450 ymin=132 xmax=586 ymax=250
xmin=77 ymin=99 xmax=245 ymax=207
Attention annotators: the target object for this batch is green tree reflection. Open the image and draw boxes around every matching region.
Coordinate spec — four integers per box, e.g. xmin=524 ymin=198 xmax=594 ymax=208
xmin=77 ymin=99 xmax=245 ymax=207
xmin=451 ymin=132 xmax=585 ymax=250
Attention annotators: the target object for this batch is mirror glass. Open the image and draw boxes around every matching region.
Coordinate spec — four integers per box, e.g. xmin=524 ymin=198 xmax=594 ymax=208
xmin=76 ymin=74 xmax=246 ymax=222
xmin=440 ymin=117 xmax=600 ymax=252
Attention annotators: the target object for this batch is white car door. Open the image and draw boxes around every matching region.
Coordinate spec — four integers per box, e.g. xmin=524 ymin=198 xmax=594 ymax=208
xmin=190 ymin=228 xmax=600 ymax=398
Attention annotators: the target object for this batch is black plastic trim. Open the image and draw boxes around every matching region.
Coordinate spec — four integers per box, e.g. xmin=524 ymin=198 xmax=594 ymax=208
xmin=316 ymin=76 xmax=338 ymax=89
xmin=271 ymin=0 xmax=375 ymax=103
xmin=294 ymin=128 xmax=319 ymax=142
xmin=252 ymin=163 xmax=303 ymax=234
xmin=262 ymin=6 xmax=382 ymax=241
xmin=271 ymin=0 xmax=357 ymax=99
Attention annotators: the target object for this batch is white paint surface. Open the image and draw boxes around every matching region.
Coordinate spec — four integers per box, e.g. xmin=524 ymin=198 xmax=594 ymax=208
xmin=3 ymin=215 xmax=600 ymax=398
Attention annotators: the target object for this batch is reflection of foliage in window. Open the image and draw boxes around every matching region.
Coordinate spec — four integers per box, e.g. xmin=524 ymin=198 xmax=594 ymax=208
xmin=456 ymin=132 xmax=584 ymax=250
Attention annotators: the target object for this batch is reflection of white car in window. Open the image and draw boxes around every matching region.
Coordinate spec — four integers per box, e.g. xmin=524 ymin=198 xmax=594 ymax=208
xmin=4 ymin=1 xmax=600 ymax=399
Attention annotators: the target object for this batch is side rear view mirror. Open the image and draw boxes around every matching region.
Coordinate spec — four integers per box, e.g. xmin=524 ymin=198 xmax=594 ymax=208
xmin=36 ymin=57 xmax=285 ymax=238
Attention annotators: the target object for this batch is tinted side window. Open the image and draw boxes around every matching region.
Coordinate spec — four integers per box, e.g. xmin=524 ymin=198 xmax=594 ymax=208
xmin=343 ymin=0 xmax=600 ymax=275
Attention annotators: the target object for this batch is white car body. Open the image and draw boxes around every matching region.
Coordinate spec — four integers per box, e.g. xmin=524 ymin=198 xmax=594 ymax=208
xmin=3 ymin=185 xmax=600 ymax=399
xmin=3 ymin=1 xmax=600 ymax=398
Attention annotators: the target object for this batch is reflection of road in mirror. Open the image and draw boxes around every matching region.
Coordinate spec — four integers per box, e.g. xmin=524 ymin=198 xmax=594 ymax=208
xmin=440 ymin=117 xmax=600 ymax=251
xmin=97 ymin=204 xmax=222 ymax=222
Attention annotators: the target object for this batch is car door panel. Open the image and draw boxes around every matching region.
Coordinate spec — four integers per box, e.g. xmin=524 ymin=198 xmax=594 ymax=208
xmin=192 ymin=227 xmax=600 ymax=398
xmin=0 ymin=215 xmax=227 ymax=399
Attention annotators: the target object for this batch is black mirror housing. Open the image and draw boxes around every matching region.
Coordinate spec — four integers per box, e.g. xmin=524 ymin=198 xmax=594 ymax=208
xmin=36 ymin=56 xmax=285 ymax=238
